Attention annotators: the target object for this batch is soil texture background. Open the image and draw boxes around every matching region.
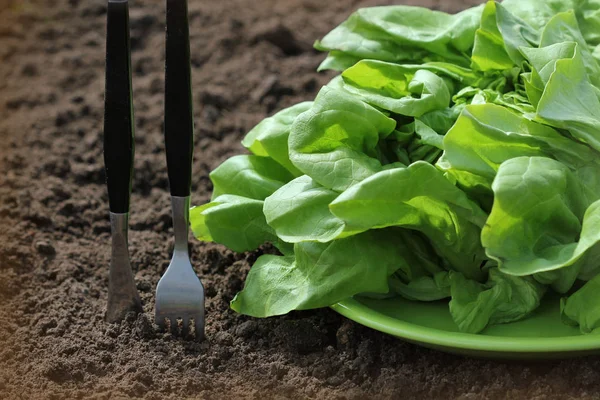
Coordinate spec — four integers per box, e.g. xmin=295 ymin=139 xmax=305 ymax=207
xmin=2 ymin=0 xmax=600 ymax=399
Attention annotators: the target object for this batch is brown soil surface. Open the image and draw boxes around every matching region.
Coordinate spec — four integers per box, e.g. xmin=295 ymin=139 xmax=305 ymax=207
xmin=2 ymin=0 xmax=600 ymax=399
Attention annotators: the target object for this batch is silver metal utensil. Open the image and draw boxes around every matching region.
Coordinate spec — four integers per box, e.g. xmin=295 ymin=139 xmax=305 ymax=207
xmin=106 ymin=213 xmax=142 ymax=323
xmin=155 ymin=0 xmax=205 ymax=339
xmin=103 ymin=0 xmax=142 ymax=323
xmin=155 ymin=196 xmax=204 ymax=337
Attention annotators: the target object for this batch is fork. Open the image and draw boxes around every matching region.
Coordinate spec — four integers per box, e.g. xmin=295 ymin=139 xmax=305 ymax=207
xmin=155 ymin=0 xmax=205 ymax=339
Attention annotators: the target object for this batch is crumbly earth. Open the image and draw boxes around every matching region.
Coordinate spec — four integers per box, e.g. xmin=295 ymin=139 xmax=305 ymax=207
xmin=1 ymin=0 xmax=600 ymax=399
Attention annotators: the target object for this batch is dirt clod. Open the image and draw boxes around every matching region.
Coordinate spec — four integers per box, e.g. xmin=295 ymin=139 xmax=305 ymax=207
xmin=234 ymin=320 xmax=258 ymax=338
xmin=133 ymin=313 xmax=156 ymax=340
xmin=251 ymin=21 xmax=306 ymax=55
xmin=34 ymin=240 xmax=56 ymax=256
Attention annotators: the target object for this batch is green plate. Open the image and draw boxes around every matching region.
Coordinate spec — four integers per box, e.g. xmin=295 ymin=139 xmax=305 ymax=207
xmin=332 ymin=295 xmax=600 ymax=359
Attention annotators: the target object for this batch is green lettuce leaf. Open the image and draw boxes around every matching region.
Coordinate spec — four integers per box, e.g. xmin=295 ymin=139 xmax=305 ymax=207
xmin=539 ymin=11 xmax=600 ymax=87
xmin=471 ymin=1 xmax=515 ymax=71
xmin=521 ymin=42 xmax=577 ymax=109
xmin=263 ymin=175 xmax=346 ymax=243
xmin=501 ymin=0 xmax=600 ymax=46
xmin=314 ymin=4 xmax=484 ymax=71
xmin=341 ymin=61 xmax=451 ymax=117
xmin=449 ymin=268 xmax=546 ymax=333
xmin=561 ymin=273 xmax=600 ymax=333
xmin=190 ymin=194 xmax=292 ymax=255
xmin=418 ymin=102 xmax=466 ymax=135
xmin=494 ymin=3 xmax=539 ymax=65
xmin=482 ymin=157 xmax=600 ymax=285
xmin=242 ymin=102 xmax=312 ymax=176
xmin=437 ymin=103 xmax=598 ymax=208
xmin=389 ymin=271 xmax=451 ymax=301
xmin=210 ymin=155 xmax=294 ymax=201
xmin=194 ymin=154 xmax=299 ymax=254
xmin=330 ymin=161 xmax=487 ymax=280
xmin=575 ymin=0 xmax=600 ymax=47
xmin=522 ymin=43 xmax=600 ymax=152
xmin=414 ymin=119 xmax=444 ymax=149
xmin=230 ymin=229 xmax=433 ymax=317
xmin=288 ymin=86 xmax=396 ymax=191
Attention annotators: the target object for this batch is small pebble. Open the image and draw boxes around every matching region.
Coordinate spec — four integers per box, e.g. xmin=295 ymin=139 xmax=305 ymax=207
xmin=136 ymin=279 xmax=152 ymax=293
xmin=34 ymin=240 xmax=56 ymax=256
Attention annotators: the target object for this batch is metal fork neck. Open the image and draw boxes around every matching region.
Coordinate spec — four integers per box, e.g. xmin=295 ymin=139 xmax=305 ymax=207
xmin=110 ymin=212 xmax=129 ymax=256
xmin=171 ymin=196 xmax=190 ymax=253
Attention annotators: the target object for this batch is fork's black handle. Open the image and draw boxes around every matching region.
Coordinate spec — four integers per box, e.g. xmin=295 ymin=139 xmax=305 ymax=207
xmin=165 ymin=0 xmax=194 ymax=197
xmin=103 ymin=0 xmax=134 ymax=214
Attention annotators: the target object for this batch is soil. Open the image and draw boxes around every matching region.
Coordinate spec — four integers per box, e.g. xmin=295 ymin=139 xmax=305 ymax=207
xmin=2 ymin=0 xmax=600 ymax=399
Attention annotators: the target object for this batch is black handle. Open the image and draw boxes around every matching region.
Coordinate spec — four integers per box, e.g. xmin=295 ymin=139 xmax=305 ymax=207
xmin=164 ymin=0 xmax=194 ymax=197
xmin=103 ymin=0 xmax=135 ymax=214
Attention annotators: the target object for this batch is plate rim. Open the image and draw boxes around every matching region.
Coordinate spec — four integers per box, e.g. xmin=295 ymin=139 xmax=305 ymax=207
xmin=332 ymin=297 xmax=600 ymax=354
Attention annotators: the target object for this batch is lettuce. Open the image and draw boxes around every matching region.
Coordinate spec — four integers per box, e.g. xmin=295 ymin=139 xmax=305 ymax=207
xmin=190 ymin=0 xmax=600 ymax=334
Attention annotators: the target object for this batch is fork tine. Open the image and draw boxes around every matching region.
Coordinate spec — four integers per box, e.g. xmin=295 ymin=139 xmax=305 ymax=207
xmin=194 ymin=315 xmax=205 ymax=340
xmin=182 ymin=316 xmax=190 ymax=336
xmin=170 ymin=317 xmax=179 ymax=336
xmin=156 ymin=315 xmax=166 ymax=331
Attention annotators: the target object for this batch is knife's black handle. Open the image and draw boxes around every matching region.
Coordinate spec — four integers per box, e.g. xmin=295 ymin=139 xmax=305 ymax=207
xmin=165 ymin=0 xmax=194 ymax=197
xmin=103 ymin=0 xmax=134 ymax=214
